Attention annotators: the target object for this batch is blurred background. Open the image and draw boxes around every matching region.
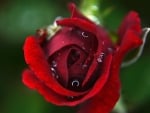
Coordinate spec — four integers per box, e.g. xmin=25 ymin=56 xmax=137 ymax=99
xmin=0 ymin=0 xmax=150 ymax=113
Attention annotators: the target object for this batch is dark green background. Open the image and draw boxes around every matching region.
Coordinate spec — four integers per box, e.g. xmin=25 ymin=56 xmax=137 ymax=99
xmin=0 ymin=0 xmax=150 ymax=113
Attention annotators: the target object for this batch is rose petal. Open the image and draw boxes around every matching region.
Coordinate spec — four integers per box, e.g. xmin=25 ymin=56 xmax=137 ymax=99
xmin=77 ymin=75 xmax=120 ymax=113
xmin=118 ymin=11 xmax=141 ymax=42
xmin=117 ymin=29 xmax=142 ymax=59
xmin=51 ymin=48 xmax=70 ymax=87
xmin=77 ymin=55 xmax=120 ymax=113
xmin=22 ymin=69 xmax=73 ymax=105
xmin=68 ymin=46 xmax=88 ymax=79
xmin=45 ymin=27 xmax=91 ymax=57
xmin=57 ymin=18 xmax=97 ymax=35
xmin=68 ymin=3 xmax=94 ymax=24
xmin=23 ymin=36 xmax=87 ymax=97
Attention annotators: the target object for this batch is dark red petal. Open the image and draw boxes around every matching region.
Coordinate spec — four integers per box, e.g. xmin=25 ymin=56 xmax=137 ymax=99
xmin=45 ymin=28 xmax=90 ymax=57
xmin=118 ymin=11 xmax=141 ymax=42
xmin=57 ymin=18 xmax=97 ymax=35
xmin=117 ymin=11 xmax=142 ymax=63
xmin=23 ymin=36 xmax=86 ymax=97
xmin=67 ymin=46 xmax=87 ymax=79
xmin=68 ymin=3 xmax=94 ymax=24
xmin=49 ymin=53 xmax=113 ymax=106
xmin=77 ymin=56 xmax=120 ymax=113
xmin=117 ymin=29 xmax=142 ymax=59
xmin=22 ymin=69 xmax=74 ymax=106
xmin=77 ymin=78 xmax=120 ymax=113
xmin=52 ymin=48 xmax=70 ymax=87
xmin=81 ymin=54 xmax=99 ymax=86
xmin=68 ymin=3 xmax=83 ymax=18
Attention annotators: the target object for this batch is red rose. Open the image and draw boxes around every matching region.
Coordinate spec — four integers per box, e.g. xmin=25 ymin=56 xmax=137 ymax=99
xmin=22 ymin=3 xmax=142 ymax=113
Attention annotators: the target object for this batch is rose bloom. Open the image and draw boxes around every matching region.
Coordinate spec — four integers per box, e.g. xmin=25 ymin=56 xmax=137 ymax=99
xmin=22 ymin=3 xmax=142 ymax=113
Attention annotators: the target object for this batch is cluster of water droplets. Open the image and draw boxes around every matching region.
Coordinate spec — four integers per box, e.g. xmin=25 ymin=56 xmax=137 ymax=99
xmin=50 ymin=60 xmax=59 ymax=79
xmin=97 ymin=52 xmax=105 ymax=63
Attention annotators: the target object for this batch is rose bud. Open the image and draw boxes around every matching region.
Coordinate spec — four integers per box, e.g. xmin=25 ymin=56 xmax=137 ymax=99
xmin=22 ymin=3 xmax=142 ymax=113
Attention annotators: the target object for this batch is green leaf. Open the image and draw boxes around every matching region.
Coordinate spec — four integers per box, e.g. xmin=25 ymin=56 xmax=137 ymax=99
xmin=121 ymin=55 xmax=150 ymax=108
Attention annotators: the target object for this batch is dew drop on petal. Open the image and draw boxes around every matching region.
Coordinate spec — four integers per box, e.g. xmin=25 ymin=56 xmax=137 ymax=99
xmin=102 ymin=41 xmax=105 ymax=45
xmin=67 ymin=96 xmax=74 ymax=100
xmin=51 ymin=60 xmax=57 ymax=67
xmin=62 ymin=41 xmax=65 ymax=44
xmin=97 ymin=53 xmax=105 ymax=63
xmin=55 ymin=75 xmax=59 ymax=79
xmin=108 ymin=48 xmax=113 ymax=53
xmin=82 ymin=64 xmax=88 ymax=69
xmin=97 ymin=57 xmax=102 ymax=63
xmin=51 ymin=67 xmax=55 ymax=72
xmin=82 ymin=46 xmax=86 ymax=50
xmin=71 ymin=79 xmax=80 ymax=87
xmin=82 ymin=32 xmax=88 ymax=38
xmin=50 ymin=67 xmax=59 ymax=79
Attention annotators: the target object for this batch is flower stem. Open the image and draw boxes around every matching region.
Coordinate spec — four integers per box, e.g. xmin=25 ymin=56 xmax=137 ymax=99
xmin=80 ymin=0 xmax=102 ymax=24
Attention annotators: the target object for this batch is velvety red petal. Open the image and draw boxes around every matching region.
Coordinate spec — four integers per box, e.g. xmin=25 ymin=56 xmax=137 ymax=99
xmin=51 ymin=53 xmax=113 ymax=106
xmin=45 ymin=27 xmax=90 ymax=57
xmin=68 ymin=3 xmax=94 ymax=24
xmin=23 ymin=36 xmax=86 ymax=97
xmin=118 ymin=11 xmax=141 ymax=42
xmin=52 ymin=48 xmax=70 ymax=87
xmin=77 ymin=79 xmax=120 ymax=113
xmin=67 ymin=46 xmax=88 ymax=79
xmin=77 ymin=55 xmax=120 ymax=113
xmin=22 ymin=69 xmax=76 ymax=106
xmin=57 ymin=18 xmax=97 ymax=35
xmin=68 ymin=3 xmax=84 ymax=18
xmin=117 ymin=29 xmax=142 ymax=59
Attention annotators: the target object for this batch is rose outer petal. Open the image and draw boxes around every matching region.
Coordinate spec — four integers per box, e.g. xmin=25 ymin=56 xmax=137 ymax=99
xmin=57 ymin=18 xmax=97 ymax=35
xmin=23 ymin=36 xmax=87 ymax=97
xmin=22 ymin=69 xmax=72 ymax=105
xmin=118 ymin=11 xmax=141 ymax=43
xmin=77 ymin=57 xmax=120 ymax=113
xmin=68 ymin=3 xmax=94 ymax=24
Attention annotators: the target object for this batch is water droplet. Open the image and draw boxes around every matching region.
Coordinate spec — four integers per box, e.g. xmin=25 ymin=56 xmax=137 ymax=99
xmin=56 ymin=75 xmax=59 ymax=79
xmin=58 ymin=53 xmax=61 ymax=56
xmin=97 ymin=57 xmax=102 ymax=63
xmin=51 ymin=67 xmax=55 ymax=71
xmin=50 ymin=67 xmax=59 ymax=79
xmin=97 ymin=53 xmax=105 ymax=63
xmin=82 ymin=64 xmax=88 ymax=69
xmin=67 ymin=96 xmax=74 ymax=100
xmin=108 ymin=48 xmax=113 ymax=53
xmin=82 ymin=32 xmax=88 ymax=38
xmin=82 ymin=46 xmax=86 ymax=50
xmin=102 ymin=41 xmax=105 ymax=45
xmin=62 ymin=41 xmax=65 ymax=44
xmin=71 ymin=79 xmax=80 ymax=87
xmin=51 ymin=60 xmax=57 ymax=67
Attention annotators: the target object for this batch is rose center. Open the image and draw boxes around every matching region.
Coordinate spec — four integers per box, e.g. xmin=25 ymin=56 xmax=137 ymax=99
xmin=67 ymin=49 xmax=80 ymax=67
